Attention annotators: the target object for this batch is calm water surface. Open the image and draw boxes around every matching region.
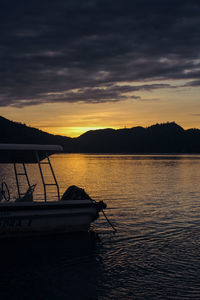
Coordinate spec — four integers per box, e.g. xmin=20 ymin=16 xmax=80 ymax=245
xmin=1 ymin=154 xmax=200 ymax=299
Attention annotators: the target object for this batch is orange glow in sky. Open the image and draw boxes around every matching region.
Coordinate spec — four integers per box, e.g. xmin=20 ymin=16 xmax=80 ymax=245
xmin=40 ymin=126 xmax=116 ymax=137
xmin=1 ymin=81 xmax=200 ymax=137
xmin=1 ymin=80 xmax=200 ymax=137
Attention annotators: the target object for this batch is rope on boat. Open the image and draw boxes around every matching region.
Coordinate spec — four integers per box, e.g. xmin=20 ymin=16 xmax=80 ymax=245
xmin=102 ymin=209 xmax=117 ymax=233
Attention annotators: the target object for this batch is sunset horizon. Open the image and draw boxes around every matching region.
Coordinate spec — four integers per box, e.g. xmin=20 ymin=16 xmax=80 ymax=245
xmin=23 ymin=119 xmax=200 ymax=138
xmin=1 ymin=114 xmax=199 ymax=138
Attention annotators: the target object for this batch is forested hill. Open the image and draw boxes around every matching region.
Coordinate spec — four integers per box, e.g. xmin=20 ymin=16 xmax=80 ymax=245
xmin=76 ymin=122 xmax=200 ymax=153
xmin=0 ymin=116 xmax=73 ymax=150
xmin=1 ymin=116 xmax=200 ymax=153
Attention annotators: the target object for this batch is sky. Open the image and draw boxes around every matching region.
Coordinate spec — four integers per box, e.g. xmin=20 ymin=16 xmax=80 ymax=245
xmin=0 ymin=0 xmax=200 ymax=137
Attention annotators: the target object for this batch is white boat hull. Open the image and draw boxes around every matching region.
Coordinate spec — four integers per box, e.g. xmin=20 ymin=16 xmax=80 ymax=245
xmin=0 ymin=200 xmax=102 ymax=237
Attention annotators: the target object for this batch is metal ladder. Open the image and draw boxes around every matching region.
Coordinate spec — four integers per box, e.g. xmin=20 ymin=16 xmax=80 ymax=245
xmin=14 ymin=163 xmax=31 ymax=199
xmin=35 ymin=151 xmax=60 ymax=202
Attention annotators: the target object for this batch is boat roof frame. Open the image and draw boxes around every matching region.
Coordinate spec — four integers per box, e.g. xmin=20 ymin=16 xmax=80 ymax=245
xmin=0 ymin=144 xmax=63 ymax=201
xmin=0 ymin=143 xmax=63 ymax=163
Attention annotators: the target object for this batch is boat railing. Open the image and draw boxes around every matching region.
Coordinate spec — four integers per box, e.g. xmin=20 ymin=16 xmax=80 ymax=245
xmin=14 ymin=162 xmax=31 ymax=199
xmin=35 ymin=151 xmax=60 ymax=202
xmin=0 ymin=144 xmax=63 ymax=202
xmin=2 ymin=151 xmax=61 ymax=203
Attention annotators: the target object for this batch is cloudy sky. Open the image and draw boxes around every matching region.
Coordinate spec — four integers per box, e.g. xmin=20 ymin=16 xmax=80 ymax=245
xmin=1 ymin=0 xmax=200 ymax=136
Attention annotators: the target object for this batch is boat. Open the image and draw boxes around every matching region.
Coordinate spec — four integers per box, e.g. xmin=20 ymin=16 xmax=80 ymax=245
xmin=0 ymin=144 xmax=106 ymax=237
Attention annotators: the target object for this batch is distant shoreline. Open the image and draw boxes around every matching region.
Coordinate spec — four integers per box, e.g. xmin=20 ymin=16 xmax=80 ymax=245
xmin=1 ymin=117 xmax=200 ymax=154
xmin=59 ymin=152 xmax=200 ymax=155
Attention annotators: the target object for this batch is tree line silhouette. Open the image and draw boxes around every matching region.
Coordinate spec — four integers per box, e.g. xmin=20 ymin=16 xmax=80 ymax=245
xmin=1 ymin=116 xmax=200 ymax=153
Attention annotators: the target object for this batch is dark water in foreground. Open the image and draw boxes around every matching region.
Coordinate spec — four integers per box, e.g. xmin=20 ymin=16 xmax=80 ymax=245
xmin=1 ymin=154 xmax=200 ymax=299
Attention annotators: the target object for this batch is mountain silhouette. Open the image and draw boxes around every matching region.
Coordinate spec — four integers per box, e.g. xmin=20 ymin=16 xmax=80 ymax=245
xmin=0 ymin=116 xmax=200 ymax=153
xmin=0 ymin=116 xmax=73 ymax=150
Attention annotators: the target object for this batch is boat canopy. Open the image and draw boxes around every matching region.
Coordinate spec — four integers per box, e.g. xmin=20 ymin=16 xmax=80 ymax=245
xmin=0 ymin=144 xmax=63 ymax=163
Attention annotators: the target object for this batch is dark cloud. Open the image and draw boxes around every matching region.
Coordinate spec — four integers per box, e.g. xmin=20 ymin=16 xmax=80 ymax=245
xmin=184 ymin=79 xmax=200 ymax=87
xmin=4 ymin=84 xmax=171 ymax=108
xmin=0 ymin=0 xmax=200 ymax=107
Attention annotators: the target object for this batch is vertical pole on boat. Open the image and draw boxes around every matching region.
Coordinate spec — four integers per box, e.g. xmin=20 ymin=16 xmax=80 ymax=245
xmin=22 ymin=163 xmax=31 ymax=188
xmin=46 ymin=152 xmax=60 ymax=201
xmin=14 ymin=163 xmax=21 ymax=199
xmin=36 ymin=151 xmax=47 ymax=202
xmin=13 ymin=163 xmax=31 ymax=199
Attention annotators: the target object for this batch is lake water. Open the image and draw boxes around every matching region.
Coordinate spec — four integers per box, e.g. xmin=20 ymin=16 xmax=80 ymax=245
xmin=1 ymin=154 xmax=200 ymax=299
